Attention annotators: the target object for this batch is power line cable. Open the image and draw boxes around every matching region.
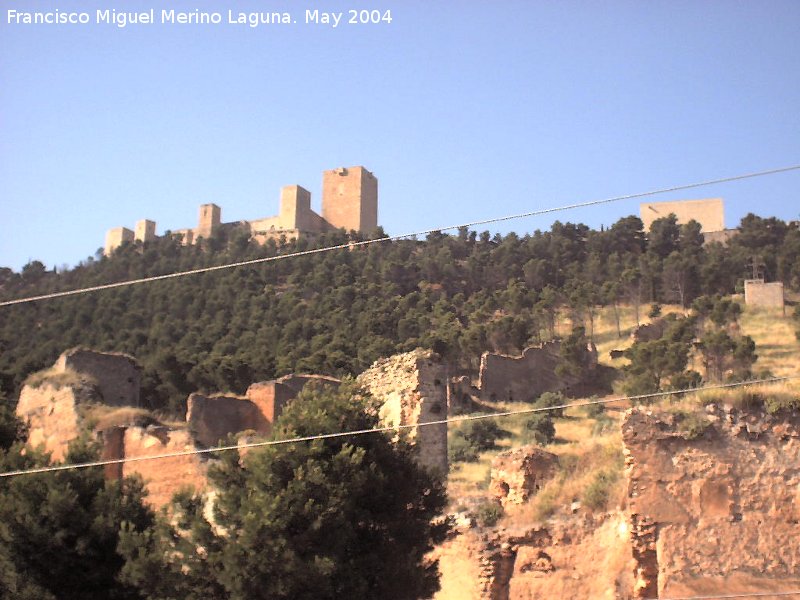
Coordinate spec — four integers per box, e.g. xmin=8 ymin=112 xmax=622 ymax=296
xmin=2 ymin=163 xmax=799 ymax=307
xmin=654 ymin=591 xmax=800 ymax=599
xmin=1 ymin=375 xmax=796 ymax=479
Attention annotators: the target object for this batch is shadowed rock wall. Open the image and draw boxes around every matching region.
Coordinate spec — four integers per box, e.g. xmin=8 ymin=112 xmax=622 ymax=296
xmin=623 ymin=405 xmax=800 ymax=597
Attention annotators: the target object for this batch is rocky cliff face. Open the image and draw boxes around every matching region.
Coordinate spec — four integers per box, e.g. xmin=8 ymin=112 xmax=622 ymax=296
xmin=623 ymin=404 xmax=800 ymax=598
xmin=434 ymin=514 xmax=633 ymax=600
xmin=437 ymin=403 xmax=800 ymax=599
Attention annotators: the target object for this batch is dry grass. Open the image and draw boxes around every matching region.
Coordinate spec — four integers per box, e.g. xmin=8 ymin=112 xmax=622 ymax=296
xmin=447 ymin=297 xmax=797 ymax=525
xmin=691 ymin=379 xmax=800 ymax=413
xmin=509 ymin=430 xmax=626 ymax=524
xmin=80 ymin=405 xmax=161 ymax=431
xmin=23 ymin=367 xmax=96 ymax=391
xmin=739 ymin=304 xmax=799 ymax=377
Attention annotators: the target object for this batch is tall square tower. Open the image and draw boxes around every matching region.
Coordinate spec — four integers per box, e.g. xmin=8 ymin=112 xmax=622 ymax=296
xmin=197 ymin=203 xmax=221 ymax=239
xmin=135 ymin=219 xmax=156 ymax=243
xmin=279 ymin=185 xmax=312 ymax=230
xmin=321 ymin=166 xmax=378 ymax=233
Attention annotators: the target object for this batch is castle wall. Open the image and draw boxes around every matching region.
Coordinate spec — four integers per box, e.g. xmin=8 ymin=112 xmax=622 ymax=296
xmin=172 ymin=228 xmax=195 ymax=245
xmin=135 ymin=219 xmax=156 ymax=243
xmin=104 ymin=226 xmax=134 ymax=255
xmin=55 ymin=348 xmax=141 ymax=407
xmin=640 ymin=198 xmax=724 ymax=232
xmin=744 ymin=279 xmax=784 ymax=308
xmin=358 ymin=349 xmax=448 ymax=475
xmin=322 ymin=166 xmax=378 ymax=233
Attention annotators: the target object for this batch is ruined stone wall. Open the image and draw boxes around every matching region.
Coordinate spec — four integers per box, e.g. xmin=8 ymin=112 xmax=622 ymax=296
xmin=102 ymin=425 xmax=211 ymax=508
xmin=186 ymin=393 xmax=270 ymax=448
xmin=358 ymin=349 xmax=448 ymax=474
xmin=55 ymin=348 xmax=141 ymax=407
xmin=16 ymin=381 xmax=91 ymax=461
xmin=478 ymin=341 xmax=584 ymax=403
xmin=434 ymin=515 xmax=633 ymax=600
xmin=640 ymin=198 xmax=724 ymax=232
xmin=623 ymin=406 xmax=800 ymax=597
xmin=744 ymin=279 xmax=785 ymax=309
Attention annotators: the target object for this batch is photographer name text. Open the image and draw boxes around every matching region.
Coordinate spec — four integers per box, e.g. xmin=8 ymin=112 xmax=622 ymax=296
xmin=6 ymin=8 xmax=393 ymax=29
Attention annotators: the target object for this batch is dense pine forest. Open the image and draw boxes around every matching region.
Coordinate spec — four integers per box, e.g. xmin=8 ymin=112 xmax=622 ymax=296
xmin=1 ymin=213 xmax=798 ymax=414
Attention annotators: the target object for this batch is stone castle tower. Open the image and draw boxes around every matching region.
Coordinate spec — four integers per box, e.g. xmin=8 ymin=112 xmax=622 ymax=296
xmin=322 ymin=166 xmax=378 ymax=233
xmin=196 ymin=203 xmax=221 ymax=239
xmin=104 ymin=166 xmax=379 ymax=255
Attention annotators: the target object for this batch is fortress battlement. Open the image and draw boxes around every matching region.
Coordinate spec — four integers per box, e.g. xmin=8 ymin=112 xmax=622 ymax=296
xmin=104 ymin=165 xmax=378 ymax=255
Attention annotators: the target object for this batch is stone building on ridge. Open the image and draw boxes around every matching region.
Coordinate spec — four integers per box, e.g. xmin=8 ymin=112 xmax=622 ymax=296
xmin=105 ymin=165 xmax=379 ymax=255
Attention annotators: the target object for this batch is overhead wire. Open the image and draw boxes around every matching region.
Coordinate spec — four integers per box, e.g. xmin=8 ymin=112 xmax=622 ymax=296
xmin=2 ymin=168 xmax=799 ymax=599
xmin=654 ymin=591 xmax=800 ymax=599
xmin=1 ymin=375 xmax=797 ymax=479
xmin=1 ymin=163 xmax=799 ymax=307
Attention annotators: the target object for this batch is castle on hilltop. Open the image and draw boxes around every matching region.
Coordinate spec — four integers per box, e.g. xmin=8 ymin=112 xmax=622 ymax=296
xmin=104 ymin=166 xmax=378 ymax=255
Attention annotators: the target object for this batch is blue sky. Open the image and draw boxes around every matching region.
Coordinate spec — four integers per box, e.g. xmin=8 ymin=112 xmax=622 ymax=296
xmin=1 ymin=1 xmax=799 ymax=272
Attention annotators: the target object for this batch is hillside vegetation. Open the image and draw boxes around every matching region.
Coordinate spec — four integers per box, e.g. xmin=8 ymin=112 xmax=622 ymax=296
xmin=1 ymin=213 xmax=799 ymax=415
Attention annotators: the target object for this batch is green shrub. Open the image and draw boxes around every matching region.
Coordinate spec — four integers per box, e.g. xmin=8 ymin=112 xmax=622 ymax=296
xmin=475 ymin=501 xmax=504 ymax=527
xmin=448 ymin=433 xmax=479 ymax=463
xmin=461 ymin=418 xmax=505 ymax=451
xmin=763 ymin=393 xmax=800 ymax=415
xmin=582 ymin=469 xmax=618 ymax=511
xmin=675 ymin=411 xmax=711 ymax=440
xmin=520 ymin=413 xmax=555 ymax=446
xmin=535 ymin=391 xmax=565 ymax=418
xmin=585 ymin=399 xmax=605 ymax=419
xmin=534 ymin=486 xmax=558 ymax=520
xmin=591 ymin=414 xmax=615 ymax=436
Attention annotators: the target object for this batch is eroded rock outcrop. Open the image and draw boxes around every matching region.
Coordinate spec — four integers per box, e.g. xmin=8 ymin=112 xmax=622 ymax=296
xmin=358 ymin=349 xmax=448 ymax=474
xmin=490 ymin=446 xmax=559 ymax=506
xmin=623 ymin=405 xmax=800 ymax=597
xmin=435 ymin=515 xmax=633 ymax=600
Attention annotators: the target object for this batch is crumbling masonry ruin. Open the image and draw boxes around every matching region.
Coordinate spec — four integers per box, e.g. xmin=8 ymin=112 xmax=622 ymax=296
xmin=104 ymin=165 xmax=378 ymax=255
xmin=16 ymin=347 xmax=448 ymax=507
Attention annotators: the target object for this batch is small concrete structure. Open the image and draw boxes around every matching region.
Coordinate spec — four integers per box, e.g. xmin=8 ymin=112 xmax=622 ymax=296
xmin=744 ymin=279 xmax=785 ymax=310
